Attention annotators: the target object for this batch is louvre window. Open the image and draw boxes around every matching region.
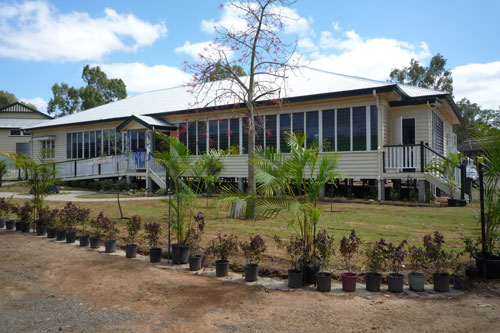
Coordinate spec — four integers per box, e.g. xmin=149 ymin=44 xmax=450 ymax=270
xmin=370 ymin=105 xmax=378 ymax=151
xmin=432 ymin=112 xmax=444 ymax=154
xmin=352 ymin=106 xmax=366 ymax=151
xmin=306 ymin=111 xmax=319 ymax=148
xmin=337 ymin=108 xmax=351 ymax=151
xmin=322 ymin=110 xmax=335 ymax=151
xmin=265 ymin=115 xmax=277 ymax=150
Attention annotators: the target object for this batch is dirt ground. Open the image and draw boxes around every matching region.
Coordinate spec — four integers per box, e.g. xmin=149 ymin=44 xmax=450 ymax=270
xmin=1 ymin=231 xmax=500 ymax=332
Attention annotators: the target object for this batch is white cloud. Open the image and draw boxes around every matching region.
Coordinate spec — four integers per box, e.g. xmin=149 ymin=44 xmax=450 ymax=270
xmin=453 ymin=61 xmax=500 ymax=110
xmin=98 ymin=63 xmax=190 ymax=93
xmin=201 ymin=2 xmax=312 ymax=36
xmin=332 ymin=21 xmax=340 ymax=32
xmin=0 ymin=1 xmax=167 ymax=62
xmin=300 ymin=28 xmax=431 ymax=81
xmin=20 ymin=96 xmax=48 ymax=113
xmin=174 ymin=41 xmax=234 ymax=61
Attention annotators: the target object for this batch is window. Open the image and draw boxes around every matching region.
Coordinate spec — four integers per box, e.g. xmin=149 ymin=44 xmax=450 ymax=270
xmin=370 ymin=105 xmax=378 ymax=151
xmin=109 ymin=130 xmax=116 ymax=155
xmin=265 ymin=115 xmax=277 ymax=150
xmin=219 ymin=119 xmax=229 ymax=151
xmin=41 ymin=140 xmax=55 ymax=159
xmin=72 ymin=133 xmax=77 ymax=159
xmin=352 ymin=106 xmax=366 ymax=151
xmin=84 ymin=132 xmax=89 ymax=158
xmin=188 ymin=122 xmax=196 ymax=154
xmin=9 ymin=129 xmax=28 ymax=136
xmin=306 ymin=111 xmax=319 ymax=148
xmin=90 ymin=131 xmax=96 ymax=158
xmin=337 ymin=108 xmax=351 ymax=151
xmin=280 ymin=114 xmax=291 ymax=152
xmin=229 ymin=118 xmax=240 ymax=153
xmin=432 ymin=112 xmax=444 ymax=154
xmin=292 ymin=112 xmax=304 ymax=137
xmin=96 ymin=130 xmax=102 ymax=156
xmin=179 ymin=123 xmax=187 ymax=146
xmin=322 ymin=110 xmax=335 ymax=151
xmin=209 ymin=120 xmax=218 ymax=149
xmin=103 ymin=130 xmax=109 ymax=155
xmin=77 ymin=132 xmax=83 ymax=159
xmin=197 ymin=121 xmax=207 ymax=155
xmin=138 ymin=132 xmax=145 ymax=152
xmin=115 ymin=131 xmax=122 ymax=155
xmin=254 ymin=116 xmax=265 ymax=148
xmin=66 ymin=133 xmax=71 ymax=159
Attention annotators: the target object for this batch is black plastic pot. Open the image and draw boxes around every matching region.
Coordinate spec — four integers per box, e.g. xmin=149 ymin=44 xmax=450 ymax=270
xmin=215 ymin=260 xmax=229 ymax=277
xmin=20 ymin=221 xmax=30 ymax=233
xmin=303 ymin=264 xmax=320 ymax=285
xmin=447 ymin=198 xmax=457 ymax=207
xmin=387 ymin=273 xmax=404 ymax=293
xmin=5 ymin=220 xmax=15 ymax=230
xmin=149 ymin=247 xmax=162 ymax=263
xmin=46 ymin=227 xmax=56 ymax=239
xmin=288 ymin=269 xmax=303 ymax=288
xmin=244 ymin=263 xmax=259 ymax=282
xmin=104 ymin=240 xmax=116 ymax=253
xmin=474 ymin=254 xmax=500 ymax=279
xmin=35 ymin=223 xmax=47 ymax=236
xmin=66 ymin=231 xmax=77 ymax=243
xmin=316 ymin=272 xmax=332 ymax=292
xmin=56 ymin=229 xmax=66 ymax=241
xmin=452 ymin=275 xmax=465 ymax=290
xmin=433 ymin=273 xmax=450 ymax=292
xmin=125 ymin=244 xmax=138 ymax=258
xmin=408 ymin=272 xmax=425 ymax=292
xmin=365 ymin=272 xmax=382 ymax=292
xmin=0 ymin=219 xmax=4 ymax=228
xmin=15 ymin=221 xmax=22 ymax=231
xmin=457 ymin=199 xmax=467 ymax=207
xmin=79 ymin=235 xmax=89 ymax=247
xmin=171 ymin=244 xmax=190 ymax=264
xmin=89 ymin=236 xmax=101 ymax=249
xmin=188 ymin=255 xmax=203 ymax=271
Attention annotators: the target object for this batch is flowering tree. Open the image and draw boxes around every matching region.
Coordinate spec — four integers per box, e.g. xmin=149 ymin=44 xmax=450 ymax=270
xmin=184 ymin=0 xmax=299 ymax=198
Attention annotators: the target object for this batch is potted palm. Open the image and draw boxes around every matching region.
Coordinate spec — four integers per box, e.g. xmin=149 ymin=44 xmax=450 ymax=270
xmin=462 ymin=236 xmax=480 ymax=280
xmin=424 ymin=231 xmax=451 ymax=292
xmin=60 ymin=202 xmax=90 ymax=244
xmin=89 ymin=212 xmax=106 ymax=249
xmin=144 ymin=222 xmax=162 ymax=263
xmin=13 ymin=202 xmax=33 ymax=233
xmin=274 ymin=235 xmax=304 ymax=288
xmin=101 ymin=215 xmax=118 ymax=253
xmin=239 ymin=235 xmax=267 ymax=282
xmin=187 ymin=212 xmax=205 ymax=271
xmin=407 ymin=245 xmax=426 ymax=291
xmin=364 ymin=238 xmax=388 ymax=292
xmin=340 ymin=229 xmax=361 ymax=292
xmin=125 ymin=216 xmax=141 ymax=258
xmin=314 ymin=229 xmax=335 ymax=292
xmin=208 ymin=233 xmax=238 ymax=277
xmin=385 ymin=240 xmax=407 ymax=293
xmin=425 ymin=152 xmax=463 ymax=206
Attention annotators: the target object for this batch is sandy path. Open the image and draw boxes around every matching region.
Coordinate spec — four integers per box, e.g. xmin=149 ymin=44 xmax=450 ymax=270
xmin=1 ymin=230 xmax=499 ymax=332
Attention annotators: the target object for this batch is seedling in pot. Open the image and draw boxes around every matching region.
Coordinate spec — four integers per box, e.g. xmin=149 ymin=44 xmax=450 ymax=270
xmin=240 ymin=235 xmax=267 ymax=282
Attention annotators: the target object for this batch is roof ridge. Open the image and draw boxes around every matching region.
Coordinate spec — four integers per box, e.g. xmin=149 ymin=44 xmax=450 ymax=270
xmin=299 ymin=66 xmax=392 ymax=85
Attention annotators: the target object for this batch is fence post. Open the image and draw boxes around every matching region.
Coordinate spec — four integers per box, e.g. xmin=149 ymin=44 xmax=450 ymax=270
xmin=74 ymin=160 xmax=77 ymax=178
xmin=420 ymin=141 xmax=425 ymax=173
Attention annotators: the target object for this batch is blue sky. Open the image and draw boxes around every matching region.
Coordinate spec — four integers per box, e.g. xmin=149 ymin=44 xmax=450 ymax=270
xmin=0 ymin=0 xmax=499 ymax=112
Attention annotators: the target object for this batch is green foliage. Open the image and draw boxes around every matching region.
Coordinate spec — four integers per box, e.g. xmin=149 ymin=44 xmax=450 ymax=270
xmin=48 ymin=65 xmax=127 ymax=116
xmin=407 ymin=245 xmax=427 ymax=271
xmin=208 ymin=233 xmax=239 ymax=261
xmin=239 ymin=235 xmax=267 ymax=264
xmin=274 ymin=235 xmax=303 ymax=270
xmin=423 ymin=231 xmax=454 ymax=274
xmin=185 ymin=212 xmax=205 ymax=255
xmin=409 ymin=189 xmax=418 ymax=202
xmin=389 ymin=188 xmax=399 ymax=201
xmin=369 ymin=186 xmax=378 ymax=200
xmin=0 ymin=198 xmax=11 ymax=219
xmin=389 ymin=53 xmax=453 ymax=94
xmin=251 ymin=131 xmax=340 ymax=265
xmin=339 ymin=229 xmax=361 ymax=272
xmin=0 ymin=90 xmax=18 ymax=108
xmin=425 ymin=152 xmax=463 ymax=199
xmin=455 ymin=98 xmax=500 ymax=144
xmin=60 ymin=202 xmax=90 ymax=233
xmin=364 ymin=238 xmax=388 ymax=273
xmin=346 ymin=187 xmax=354 ymax=199
xmin=385 ymin=240 xmax=407 ymax=274
xmin=144 ymin=222 xmax=161 ymax=249
xmin=206 ymin=61 xmax=246 ymax=82
xmin=0 ymin=160 xmax=8 ymax=186
xmin=314 ymin=229 xmax=335 ymax=270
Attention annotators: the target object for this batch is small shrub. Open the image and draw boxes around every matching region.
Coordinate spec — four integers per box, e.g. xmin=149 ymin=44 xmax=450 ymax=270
xmin=365 ymin=238 xmax=388 ymax=273
xmin=369 ymin=186 xmax=378 ymax=200
xmin=385 ymin=240 xmax=407 ymax=274
xmin=60 ymin=202 xmax=90 ymax=233
xmin=100 ymin=215 xmax=118 ymax=241
xmin=314 ymin=229 xmax=335 ymax=271
xmin=407 ymin=245 xmax=426 ymax=271
xmin=144 ymin=222 xmax=161 ymax=249
xmin=126 ymin=216 xmax=142 ymax=245
xmin=185 ymin=212 xmax=205 ymax=255
xmin=0 ymin=198 xmax=11 ymax=219
xmin=409 ymin=189 xmax=418 ymax=202
xmin=12 ymin=202 xmax=32 ymax=222
xmin=208 ymin=233 xmax=238 ymax=261
xmin=340 ymin=229 xmax=361 ymax=272
xmin=239 ymin=235 xmax=267 ymax=264
xmin=38 ymin=207 xmax=59 ymax=228
xmin=389 ymin=188 xmax=399 ymax=201
xmin=274 ymin=235 xmax=303 ymax=270
xmin=423 ymin=231 xmax=452 ymax=274
xmin=90 ymin=212 xmax=109 ymax=238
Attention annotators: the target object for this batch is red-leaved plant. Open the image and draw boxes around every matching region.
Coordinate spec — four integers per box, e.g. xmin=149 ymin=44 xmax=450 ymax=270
xmin=239 ymin=235 xmax=267 ymax=265
xmin=60 ymin=202 xmax=90 ymax=233
xmin=144 ymin=223 xmax=161 ymax=249
xmin=340 ymin=229 xmax=361 ymax=273
xmin=126 ymin=216 xmax=142 ymax=245
xmin=208 ymin=233 xmax=238 ymax=262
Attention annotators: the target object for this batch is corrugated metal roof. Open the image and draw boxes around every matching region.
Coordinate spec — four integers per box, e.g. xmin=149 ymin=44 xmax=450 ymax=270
xmin=134 ymin=115 xmax=175 ymax=127
xmin=25 ymin=66 xmax=450 ymax=130
xmin=0 ymin=118 xmax=50 ymax=129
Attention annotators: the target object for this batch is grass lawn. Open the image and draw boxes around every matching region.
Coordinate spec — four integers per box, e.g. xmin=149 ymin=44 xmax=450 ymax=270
xmin=7 ymin=195 xmax=479 ymax=259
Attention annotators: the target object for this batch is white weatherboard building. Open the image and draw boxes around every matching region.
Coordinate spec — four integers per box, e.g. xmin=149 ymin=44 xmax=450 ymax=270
xmin=25 ymin=67 xmax=463 ymax=201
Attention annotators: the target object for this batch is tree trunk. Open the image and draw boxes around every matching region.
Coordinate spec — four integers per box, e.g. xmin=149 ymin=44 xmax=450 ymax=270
xmin=245 ymin=106 xmax=256 ymax=219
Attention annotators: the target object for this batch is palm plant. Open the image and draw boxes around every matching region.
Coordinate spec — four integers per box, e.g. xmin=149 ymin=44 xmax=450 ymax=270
xmin=154 ymin=134 xmax=195 ymax=246
xmin=425 ymin=151 xmax=463 ymax=199
xmin=0 ymin=160 xmax=8 ymax=187
xmin=251 ymin=132 xmax=340 ymax=266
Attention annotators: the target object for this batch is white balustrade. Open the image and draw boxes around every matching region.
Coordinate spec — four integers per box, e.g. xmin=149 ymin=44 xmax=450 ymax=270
xmin=384 ymin=145 xmax=421 ymax=172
